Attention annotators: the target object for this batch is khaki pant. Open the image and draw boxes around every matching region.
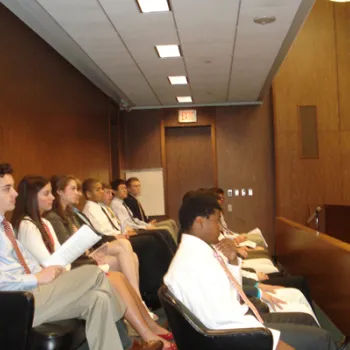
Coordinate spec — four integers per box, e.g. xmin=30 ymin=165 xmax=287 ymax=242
xmin=32 ymin=265 xmax=126 ymax=350
xmin=154 ymin=219 xmax=178 ymax=243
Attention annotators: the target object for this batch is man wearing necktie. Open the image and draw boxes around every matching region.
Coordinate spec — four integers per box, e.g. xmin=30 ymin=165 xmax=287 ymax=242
xmin=124 ymin=178 xmax=178 ymax=243
xmin=164 ymin=191 xmax=337 ymax=350
xmin=0 ymin=163 xmax=127 ymax=350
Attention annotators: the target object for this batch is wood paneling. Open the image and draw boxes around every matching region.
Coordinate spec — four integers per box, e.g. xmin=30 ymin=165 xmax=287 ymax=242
xmin=335 ymin=3 xmax=350 ymax=131
xmin=216 ymin=94 xmax=276 ymax=250
xmin=122 ymin=98 xmax=275 ymax=247
xmin=165 ymin=126 xmax=214 ymax=221
xmin=273 ymin=0 xmax=350 ymax=224
xmin=123 ymin=110 xmax=163 ymax=170
xmin=0 ymin=5 xmax=111 ymax=183
xmin=276 ymin=217 xmax=350 ymax=335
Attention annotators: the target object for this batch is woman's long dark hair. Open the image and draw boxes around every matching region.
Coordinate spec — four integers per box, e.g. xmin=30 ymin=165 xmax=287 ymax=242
xmin=11 ymin=175 xmax=54 ymax=253
xmin=50 ymin=175 xmax=78 ymax=222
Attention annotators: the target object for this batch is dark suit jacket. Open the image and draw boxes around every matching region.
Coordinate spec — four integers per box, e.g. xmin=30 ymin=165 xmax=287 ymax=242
xmin=124 ymin=194 xmax=149 ymax=222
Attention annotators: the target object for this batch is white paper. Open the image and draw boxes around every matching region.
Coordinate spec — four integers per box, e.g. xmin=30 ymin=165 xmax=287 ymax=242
xmin=247 ymin=228 xmax=268 ymax=247
xmin=238 ymin=240 xmax=257 ymax=249
xmin=42 ymin=225 xmax=101 ymax=267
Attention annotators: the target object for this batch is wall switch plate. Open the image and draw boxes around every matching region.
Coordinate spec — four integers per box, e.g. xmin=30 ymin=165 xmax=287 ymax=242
xmin=248 ymin=189 xmax=253 ymax=196
xmin=234 ymin=189 xmax=240 ymax=196
xmin=241 ymin=189 xmax=246 ymax=197
xmin=227 ymin=204 xmax=232 ymax=212
xmin=227 ymin=189 xmax=233 ymax=197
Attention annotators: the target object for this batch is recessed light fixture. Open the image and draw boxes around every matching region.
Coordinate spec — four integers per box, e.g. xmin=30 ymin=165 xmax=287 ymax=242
xmin=155 ymin=45 xmax=181 ymax=58
xmin=177 ymin=96 xmax=193 ymax=103
xmin=254 ymin=16 xmax=276 ymax=25
xmin=330 ymin=0 xmax=350 ymax=2
xmin=168 ymin=76 xmax=188 ymax=85
xmin=136 ymin=0 xmax=170 ymax=13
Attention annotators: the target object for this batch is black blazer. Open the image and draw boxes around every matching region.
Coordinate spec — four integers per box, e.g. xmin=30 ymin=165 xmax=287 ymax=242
xmin=124 ymin=194 xmax=149 ymax=222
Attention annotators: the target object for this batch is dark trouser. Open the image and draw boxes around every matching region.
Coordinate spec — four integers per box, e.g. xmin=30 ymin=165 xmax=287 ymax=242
xmin=263 ymin=275 xmax=313 ymax=307
xmin=137 ymin=228 xmax=177 ymax=255
xmin=130 ymin=231 xmax=175 ymax=309
xmin=263 ymin=313 xmax=336 ymax=350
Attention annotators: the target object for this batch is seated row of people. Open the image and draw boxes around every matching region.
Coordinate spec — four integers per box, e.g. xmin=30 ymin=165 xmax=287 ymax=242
xmin=165 ymin=190 xmax=337 ymax=350
xmin=0 ymin=164 xmax=177 ymax=350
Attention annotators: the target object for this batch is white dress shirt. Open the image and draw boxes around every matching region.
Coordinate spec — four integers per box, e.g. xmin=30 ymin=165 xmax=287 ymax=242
xmin=110 ymin=197 xmax=149 ymax=231
xmin=164 ymin=234 xmax=281 ymax=350
xmin=83 ymin=200 xmax=121 ymax=236
xmin=18 ymin=217 xmax=61 ymax=266
xmin=0 ymin=214 xmax=41 ymax=291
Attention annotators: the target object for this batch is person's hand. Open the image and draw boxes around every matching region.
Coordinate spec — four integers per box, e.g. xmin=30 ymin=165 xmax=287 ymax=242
xmin=127 ymin=230 xmax=137 ymax=236
xmin=276 ymin=340 xmax=295 ymax=350
xmin=149 ymin=219 xmax=157 ymax=225
xmin=260 ymin=291 xmax=287 ymax=311
xmin=237 ymin=247 xmax=248 ymax=258
xmin=235 ymin=235 xmax=247 ymax=243
xmin=215 ymin=238 xmax=238 ymax=264
xmin=259 ymin=284 xmax=284 ymax=294
xmin=116 ymin=234 xmax=129 ymax=240
xmin=145 ymin=225 xmax=156 ymax=230
xmin=257 ymin=272 xmax=269 ymax=281
xmin=35 ymin=266 xmax=64 ymax=285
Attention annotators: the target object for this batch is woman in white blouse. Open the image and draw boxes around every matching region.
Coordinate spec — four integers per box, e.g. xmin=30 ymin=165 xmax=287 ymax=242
xmin=12 ymin=175 xmax=176 ymax=350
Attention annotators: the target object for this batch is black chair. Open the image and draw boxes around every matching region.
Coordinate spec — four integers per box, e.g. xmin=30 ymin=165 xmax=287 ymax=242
xmin=0 ymin=291 xmax=86 ymax=350
xmin=158 ymin=285 xmax=273 ymax=350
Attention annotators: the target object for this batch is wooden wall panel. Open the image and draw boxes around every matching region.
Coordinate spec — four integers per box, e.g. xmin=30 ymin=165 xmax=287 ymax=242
xmin=123 ymin=110 xmax=163 ymax=170
xmin=273 ymin=0 xmax=350 ymax=224
xmin=216 ymin=94 xmax=276 ymax=249
xmin=122 ymin=96 xmax=276 ymax=248
xmin=0 ymin=5 xmax=111 ymax=183
xmin=335 ymin=4 xmax=350 ymax=131
xmin=276 ymin=217 xmax=350 ymax=335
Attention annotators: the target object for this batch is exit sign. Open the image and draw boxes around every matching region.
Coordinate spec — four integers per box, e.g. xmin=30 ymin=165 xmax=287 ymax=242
xmin=178 ymin=110 xmax=197 ymax=123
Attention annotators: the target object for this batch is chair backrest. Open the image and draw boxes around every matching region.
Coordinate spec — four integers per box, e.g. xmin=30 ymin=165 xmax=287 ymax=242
xmin=158 ymin=285 xmax=272 ymax=350
xmin=0 ymin=291 xmax=34 ymax=350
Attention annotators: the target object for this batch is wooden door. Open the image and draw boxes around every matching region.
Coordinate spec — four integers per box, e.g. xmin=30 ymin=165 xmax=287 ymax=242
xmin=165 ymin=126 xmax=215 ymax=222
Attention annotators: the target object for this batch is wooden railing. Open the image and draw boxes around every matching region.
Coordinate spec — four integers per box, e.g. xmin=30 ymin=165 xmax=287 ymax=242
xmin=276 ymin=217 xmax=350 ymax=336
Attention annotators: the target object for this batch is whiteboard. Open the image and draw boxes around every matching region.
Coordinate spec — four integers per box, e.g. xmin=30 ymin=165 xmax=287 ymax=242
xmin=124 ymin=168 xmax=165 ymax=216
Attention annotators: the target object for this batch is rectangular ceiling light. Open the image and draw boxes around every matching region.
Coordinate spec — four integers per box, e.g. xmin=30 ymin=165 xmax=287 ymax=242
xmin=156 ymin=45 xmax=181 ymax=58
xmin=137 ymin=0 xmax=170 ymax=13
xmin=177 ymin=96 xmax=193 ymax=103
xmin=168 ymin=76 xmax=188 ymax=85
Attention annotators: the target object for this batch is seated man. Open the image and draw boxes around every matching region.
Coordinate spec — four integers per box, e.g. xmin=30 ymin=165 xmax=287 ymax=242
xmin=164 ymin=191 xmax=337 ymax=350
xmin=0 ymin=163 xmax=127 ymax=350
xmin=125 ymin=177 xmax=178 ymax=243
xmin=212 ymin=187 xmax=267 ymax=248
xmin=110 ymin=179 xmax=176 ymax=254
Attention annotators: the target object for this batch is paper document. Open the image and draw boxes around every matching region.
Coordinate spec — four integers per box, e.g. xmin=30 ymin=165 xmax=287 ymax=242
xmin=247 ymin=228 xmax=268 ymax=247
xmin=43 ymin=225 xmax=101 ymax=267
xmin=238 ymin=240 xmax=257 ymax=249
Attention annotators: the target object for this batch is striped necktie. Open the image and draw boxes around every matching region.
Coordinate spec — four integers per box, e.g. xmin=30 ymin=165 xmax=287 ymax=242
xmin=213 ymin=250 xmax=264 ymax=323
xmin=2 ymin=219 xmax=31 ymax=274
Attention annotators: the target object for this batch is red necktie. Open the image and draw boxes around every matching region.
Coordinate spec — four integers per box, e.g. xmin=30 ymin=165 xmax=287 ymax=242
xmin=41 ymin=220 xmax=55 ymax=253
xmin=2 ymin=219 xmax=31 ymax=274
xmin=213 ymin=250 xmax=264 ymax=323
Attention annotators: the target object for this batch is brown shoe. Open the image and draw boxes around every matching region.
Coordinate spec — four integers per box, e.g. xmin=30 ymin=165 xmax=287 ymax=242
xmin=130 ymin=339 xmax=164 ymax=350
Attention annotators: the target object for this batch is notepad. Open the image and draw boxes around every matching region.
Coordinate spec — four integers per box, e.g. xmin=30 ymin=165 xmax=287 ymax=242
xmin=42 ymin=225 xmax=101 ymax=267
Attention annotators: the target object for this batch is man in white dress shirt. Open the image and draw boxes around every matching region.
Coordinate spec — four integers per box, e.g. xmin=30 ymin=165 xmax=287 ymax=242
xmin=0 ymin=163 xmax=128 ymax=350
xmin=110 ymin=179 xmax=177 ymax=253
xmin=164 ymin=191 xmax=337 ymax=350
xmin=124 ymin=177 xmax=178 ymax=242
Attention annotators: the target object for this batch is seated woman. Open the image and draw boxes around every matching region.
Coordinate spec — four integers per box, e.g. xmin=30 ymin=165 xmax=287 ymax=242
xmin=12 ymin=175 xmax=175 ymax=350
xmin=47 ymin=175 xmax=160 ymax=321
